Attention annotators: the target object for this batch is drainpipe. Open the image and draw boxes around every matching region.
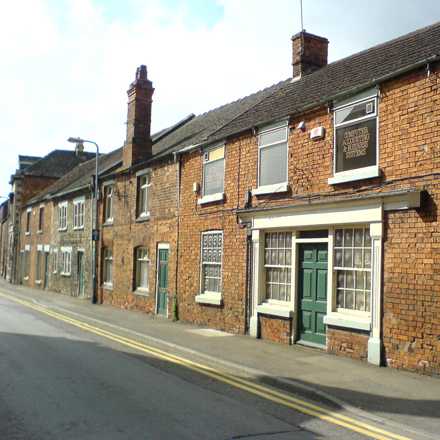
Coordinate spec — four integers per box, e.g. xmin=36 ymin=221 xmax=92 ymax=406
xmin=173 ymin=152 xmax=181 ymax=321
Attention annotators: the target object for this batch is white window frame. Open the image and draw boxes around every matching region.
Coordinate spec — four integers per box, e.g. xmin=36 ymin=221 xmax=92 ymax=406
xmin=58 ymin=201 xmax=68 ymax=230
xmin=329 ymin=90 xmax=379 ymax=185
xmin=103 ymin=247 xmax=113 ymax=287
xmin=198 ymin=144 xmax=225 ymax=205
xmin=138 ymin=174 xmax=151 ymax=218
xmin=263 ymin=231 xmax=293 ymax=303
xmin=253 ymin=120 xmax=289 ymax=196
xmin=196 ymin=231 xmax=223 ymax=305
xmin=60 ymin=246 xmax=72 ymax=276
xmin=36 ymin=244 xmax=43 ymax=283
xmin=23 ymin=244 xmax=30 ymax=280
xmin=26 ymin=207 xmax=32 ymax=235
xmin=135 ymin=247 xmax=150 ymax=293
xmin=53 ymin=248 xmax=58 ymax=274
xmin=73 ymin=196 xmax=85 ymax=229
xmin=38 ymin=203 xmax=45 ymax=233
xmin=104 ymin=184 xmax=114 ymax=223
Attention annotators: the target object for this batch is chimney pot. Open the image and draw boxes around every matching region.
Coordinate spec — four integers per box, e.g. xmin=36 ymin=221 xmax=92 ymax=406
xmin=136 ymin=65 xmax=148 ymax=81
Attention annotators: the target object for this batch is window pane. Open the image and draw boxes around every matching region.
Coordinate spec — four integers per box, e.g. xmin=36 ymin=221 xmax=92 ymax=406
xmin=334 ymin=228 xmax=372 ymax=312
xmin=259 ymin=128 xmax=287 ymax=146
xmin=201 ymin=231 xmax=223 ymax=294
xmin=259 ymin=143 xmax=287 ymax=186
xmin=264 ymin=231 xmax=292 ymax=302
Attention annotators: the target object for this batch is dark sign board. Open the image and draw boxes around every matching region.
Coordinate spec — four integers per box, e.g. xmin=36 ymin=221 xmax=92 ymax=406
xmin=335 ymin=118 xmax=377 ymax=173
xmin=203 ymin=160 xmax=224 ymax=196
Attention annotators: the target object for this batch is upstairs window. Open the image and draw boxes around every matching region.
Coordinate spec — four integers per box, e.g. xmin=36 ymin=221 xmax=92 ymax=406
xmin=58 ymin=202 xmax=68 ymax=230
xmin=254 ymin=121 xmax=289 ymax=195
xmin=73 ymin=197 xmax=85 ymax=229
xmin=138 ymin=174 xmax=151 ymax=218
xmin=329 ymin=91 xmax=379 ymax=184
xmin=199 ymin=144 xmax=225 ymax=204
xmin=104 ymin=185 xmax=114 ymax=223
xmin=38 ymin=204 xmax=44 ymax=233
xmin=26 ymin=208 xmax=31 ymax=235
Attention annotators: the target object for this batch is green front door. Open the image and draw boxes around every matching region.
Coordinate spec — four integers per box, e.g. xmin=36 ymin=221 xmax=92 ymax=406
xmin=157 ymin=248 xmax=169 ymax=316
xmin=298 ymin=243 xmax=328 ymax=347
xmin=43 ymin=252 xmax=50 ymax=289
xmin=78 ymin=251 xmax=85 ymax=297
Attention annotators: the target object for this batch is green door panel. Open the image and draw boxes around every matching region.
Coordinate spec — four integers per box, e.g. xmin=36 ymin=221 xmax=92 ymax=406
xmin=298 ymin=243 xmax=328 ymax=347
xmin=157 ymin=248 xmax=169 ymax=316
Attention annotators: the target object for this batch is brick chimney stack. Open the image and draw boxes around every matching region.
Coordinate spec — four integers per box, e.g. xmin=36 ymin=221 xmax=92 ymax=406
xmin=291 ymin=32 xmax=328 ymax=79
xmin=123 ymin=65 xmax=154 ymax=169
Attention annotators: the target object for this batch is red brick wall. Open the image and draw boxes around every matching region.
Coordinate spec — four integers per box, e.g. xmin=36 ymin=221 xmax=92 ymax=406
xmin=327 ymin=327 xmax=369 ymax=361
xmin=19 ymin=200 xmax=53 ymax=288
xmin=259 ymin=315 xmax=292 ymax=345
xmin=98 ymin=157 xmax=178 ymax=317
xmin=379 ymin=67 xmax=440 ymax=375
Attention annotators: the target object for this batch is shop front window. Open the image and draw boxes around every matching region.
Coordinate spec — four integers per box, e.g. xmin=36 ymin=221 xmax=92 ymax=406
xmin=334 ymin=228 xmax=372 ymax=312
xmin=264 ymin=231 xmax=292 ymax=302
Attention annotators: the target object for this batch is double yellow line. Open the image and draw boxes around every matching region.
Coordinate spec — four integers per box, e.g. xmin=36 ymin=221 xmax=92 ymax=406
xmin=0 ymin=291 xmax=413 ymax=440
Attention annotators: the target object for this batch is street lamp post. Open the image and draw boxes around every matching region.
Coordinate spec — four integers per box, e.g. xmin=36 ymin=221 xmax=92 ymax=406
xmin=68 ymin=137 xmax=99 ymax=303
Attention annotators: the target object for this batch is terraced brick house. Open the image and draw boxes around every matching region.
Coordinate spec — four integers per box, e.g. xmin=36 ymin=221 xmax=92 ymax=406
xmin=19 ymin=148 xmax=121 ymax=298
xmin=4 ymin=22 xmax=440 ymax=375
xmin=7 ymin=151 xmax=96 ymax=285
xmin=172 ymin=24 xmax=440 ymax=375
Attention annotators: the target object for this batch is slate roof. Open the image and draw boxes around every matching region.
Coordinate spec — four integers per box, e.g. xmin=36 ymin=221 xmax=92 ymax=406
xmin=18 ymin=150 xmax=97 ymax=179
xmin=25 ymin=148 xmax=123 ymax=205
xmin=18 ymin=155 xmax=41 ymax=170
xmin=149 ymin=21 xmax=440 ymax=157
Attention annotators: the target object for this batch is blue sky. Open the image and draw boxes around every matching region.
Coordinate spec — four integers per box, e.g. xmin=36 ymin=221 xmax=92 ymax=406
xmin=1 ymin=0 xmax=440 ymax=199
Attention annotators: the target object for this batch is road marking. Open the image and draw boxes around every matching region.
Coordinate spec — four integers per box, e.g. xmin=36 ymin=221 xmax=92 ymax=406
xmin=0 ymin=291 xmax=414 ymax=440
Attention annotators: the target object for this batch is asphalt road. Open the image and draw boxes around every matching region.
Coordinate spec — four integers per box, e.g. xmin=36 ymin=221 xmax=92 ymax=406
xmin=0 ymin=288 xmax=423 ymax=440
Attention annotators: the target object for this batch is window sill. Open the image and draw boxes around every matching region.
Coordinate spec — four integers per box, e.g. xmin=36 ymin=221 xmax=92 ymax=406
xmin=324 ymin=312 xmax=371 ymax=331
xmin=136 ymin=214 xmax=150 ymax=223
xmin=257 ymin=303 xmax=293 ymax=318
xmin=38 ymin=230 xmax=43 ymax=234
xmin=60 ymin=273 xmax=71 ymax=277
xmin=101 ymin=283 xmax=113 ymax=291
xmin=25 ymin=232 xmax=30 ymax=236
xmin=134 ymin=288 xmax=150 ymax=296
xmin=252 ymin=183 xmax=289 ymax=196
xmin=58 ymin=228 xmax=67 ymax=232
xmin=73 ymin=226 xmax=85 ymax=231
xmin=198 ymin=193 xmax=225 ymax=205
xmin=23 ymin=276 xmax=29 ymax=281
xmin=195 ymin=294 xmax=222 ymax=306
xmin=36 ymin=280 xmax=42 ymax=285
xmin=328 ymin=166 xmax=380 ymax=185
xmin=103 ymin=221 xmax=114 ymax=227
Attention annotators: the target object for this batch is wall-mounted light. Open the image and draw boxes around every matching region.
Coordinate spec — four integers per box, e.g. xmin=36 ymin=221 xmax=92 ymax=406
xmin=297 ymin=121 xmax=306 ymax=131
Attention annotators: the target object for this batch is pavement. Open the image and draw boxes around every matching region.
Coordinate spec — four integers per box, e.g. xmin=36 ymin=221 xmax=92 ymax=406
xmin=1 ymin=278 xmax=439 ymax=439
